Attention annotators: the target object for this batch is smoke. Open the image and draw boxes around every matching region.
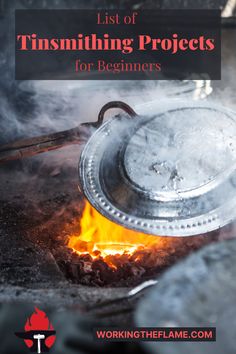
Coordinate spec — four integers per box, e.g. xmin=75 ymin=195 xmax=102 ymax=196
xmin=0 ymin=1 xmax=221 ymax=146
xmin=0 ymin=0 xmax=236 ymax=242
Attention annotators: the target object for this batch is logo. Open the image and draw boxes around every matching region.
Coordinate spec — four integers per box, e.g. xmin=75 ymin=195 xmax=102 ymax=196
xmin=15 ymin=307 xmax=56 ymax=353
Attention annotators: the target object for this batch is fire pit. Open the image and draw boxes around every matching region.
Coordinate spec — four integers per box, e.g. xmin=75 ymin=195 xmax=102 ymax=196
xmin=34 ymin=194 xmax=221 ymax=287
xmin=0 ymin=161 xmax=221 ymax=291
xmin=51 ymin=200 xmax=220 ymax=287
xmin=1 ymin=98 xmax=236 ymax=288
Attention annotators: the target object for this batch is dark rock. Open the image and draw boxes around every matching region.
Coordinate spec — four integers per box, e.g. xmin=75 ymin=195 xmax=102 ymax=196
xmin=136 ymin=239 xmax=236 ymax=354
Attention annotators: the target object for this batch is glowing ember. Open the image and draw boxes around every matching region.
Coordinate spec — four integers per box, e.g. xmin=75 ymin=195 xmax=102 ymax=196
xmin=93 ymin=242 xmax=143 ymax=256
xmin=67 ymin=201 xmax=168 ymax=268
xmin=62 ymin=201 xmax=211 ymax=285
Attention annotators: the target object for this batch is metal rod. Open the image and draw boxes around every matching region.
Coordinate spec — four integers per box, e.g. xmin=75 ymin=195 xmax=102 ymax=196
xmin=0 ymin=101 xmax=137 ymax=164
xmin=0 ymin=123 xmax=94 ymax=163
xmin=86 ymin=279 xmax=158 ymax=312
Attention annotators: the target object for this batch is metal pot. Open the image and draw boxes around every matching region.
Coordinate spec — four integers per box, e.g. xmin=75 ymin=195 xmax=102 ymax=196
xmin=1 ymin=100 xmax=236 ymax=237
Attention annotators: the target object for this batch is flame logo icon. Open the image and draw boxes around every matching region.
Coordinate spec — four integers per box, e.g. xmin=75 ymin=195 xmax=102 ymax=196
xmin=15 ymin=307 xmax=56 ymax=353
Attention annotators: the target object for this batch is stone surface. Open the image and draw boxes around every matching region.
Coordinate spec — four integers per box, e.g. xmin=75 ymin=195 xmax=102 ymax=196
xmin=136 ymin=239 xmax=236 ymax=354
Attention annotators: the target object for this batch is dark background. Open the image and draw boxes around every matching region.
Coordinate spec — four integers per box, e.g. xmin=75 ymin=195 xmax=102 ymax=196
xmin=15 ymin=9 xmax=221 ymax=80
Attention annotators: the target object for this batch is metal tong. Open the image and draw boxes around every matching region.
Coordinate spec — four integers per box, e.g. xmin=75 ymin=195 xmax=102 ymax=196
xmin=0 ymin=101 xmax=136 ymax=163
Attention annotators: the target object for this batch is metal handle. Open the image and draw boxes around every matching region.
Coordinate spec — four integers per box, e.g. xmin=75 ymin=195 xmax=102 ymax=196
xmin=85 ymin=279 xmax=158 ymax=313
xmin=97 ymin=101 xmax=137 ymax=126
xmin=0 ymin=124 xmax=92 ymax=163
xmin=0 ymin=101 xmax=137 ymax=163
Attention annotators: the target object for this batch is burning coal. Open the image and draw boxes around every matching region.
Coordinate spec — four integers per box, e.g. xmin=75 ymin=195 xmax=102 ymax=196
xmin=56 ymin=201 xmax=216 ymax=286
xmin=67 ymin=200 xmax=170 ymax=269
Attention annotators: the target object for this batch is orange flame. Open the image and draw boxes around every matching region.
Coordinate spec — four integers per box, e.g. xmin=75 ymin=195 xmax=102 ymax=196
xmin=67 ymin=201 xmax=171 ymax=268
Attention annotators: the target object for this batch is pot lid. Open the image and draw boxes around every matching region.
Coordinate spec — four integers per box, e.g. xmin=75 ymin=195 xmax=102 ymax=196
xmin=79 ymin=100 xmax=236 ymax=237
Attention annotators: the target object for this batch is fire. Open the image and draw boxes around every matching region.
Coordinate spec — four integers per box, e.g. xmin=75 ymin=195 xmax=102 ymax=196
xmin=24 ymin=307 xmax=55 ymax=349
xmin=25 ymin=307 xmax=54 ymax=332
xmin=64 ymin=202 xmax=211 ymax=285
xmin=67 ymin=201 xmax=170 ymax=269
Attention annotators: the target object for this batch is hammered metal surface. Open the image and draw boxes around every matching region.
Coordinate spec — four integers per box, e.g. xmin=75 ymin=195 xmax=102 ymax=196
xmin=79 ymin=101 xmax=236 ymax=236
